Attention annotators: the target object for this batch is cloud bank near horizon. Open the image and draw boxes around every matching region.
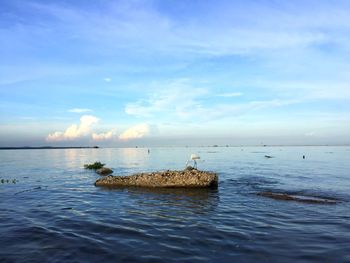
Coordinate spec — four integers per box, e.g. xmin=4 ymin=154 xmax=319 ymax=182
xmin=46 ymin=116 xmax=151 ymax=142
xmin=46 ymin=115 xmax=99 ymax=141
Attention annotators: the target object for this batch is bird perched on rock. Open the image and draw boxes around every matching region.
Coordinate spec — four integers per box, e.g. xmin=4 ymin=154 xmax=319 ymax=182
xmin=186 ymin=154 xmax=200 ymax=169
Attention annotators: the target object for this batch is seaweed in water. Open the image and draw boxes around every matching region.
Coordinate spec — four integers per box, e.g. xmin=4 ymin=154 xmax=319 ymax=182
xmin=84 ymin=161 xmax=105 ymax=170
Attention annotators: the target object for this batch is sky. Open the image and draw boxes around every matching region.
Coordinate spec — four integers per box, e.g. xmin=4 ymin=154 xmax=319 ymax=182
xmin=1 ymin=0 xmax=350 ymax=147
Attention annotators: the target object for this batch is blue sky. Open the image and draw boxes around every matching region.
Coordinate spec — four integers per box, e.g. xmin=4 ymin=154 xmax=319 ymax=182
xmin=1 ymin=0 xmax=350 ymax=146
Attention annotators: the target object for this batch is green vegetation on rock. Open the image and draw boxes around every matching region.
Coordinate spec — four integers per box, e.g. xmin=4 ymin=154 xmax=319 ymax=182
xmin=84 ymin=161 xmax=105 ymax=170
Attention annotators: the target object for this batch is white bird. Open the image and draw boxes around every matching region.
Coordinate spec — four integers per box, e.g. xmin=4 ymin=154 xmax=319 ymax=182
xmin=186 ymin=154 xmax=200 ymax=169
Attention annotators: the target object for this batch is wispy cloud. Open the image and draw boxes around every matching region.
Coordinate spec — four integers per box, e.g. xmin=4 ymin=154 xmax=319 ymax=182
xmin=243 ymin=80 xmax=350 ymax=100
xmin=125 ymin=80 xmax=298 ymax=122
xmin=125 ymin=79 xmax=208 ymax=118
xmin=217 ymin=92 xmax=243 ymax=97
xmin=16 ymin=0 xmax=347 ymax=57
xmin=68 ymin=108 xmax=93 ymax=113
xmin=46 ymin=115 xmax=99 ymax=141
xmin=104 ymin=77 xmax=112 ymax=82
xmin=174 ymin=98 xmax=299 ymax=121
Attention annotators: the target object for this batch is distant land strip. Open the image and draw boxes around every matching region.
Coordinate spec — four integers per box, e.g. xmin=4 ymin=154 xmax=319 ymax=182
xmin=0 ymin=146 xmax=99 ymax=150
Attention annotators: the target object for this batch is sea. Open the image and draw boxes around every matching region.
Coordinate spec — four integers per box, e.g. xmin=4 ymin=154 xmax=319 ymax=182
xmin=0 ymin=146 xmax=349 ymax=262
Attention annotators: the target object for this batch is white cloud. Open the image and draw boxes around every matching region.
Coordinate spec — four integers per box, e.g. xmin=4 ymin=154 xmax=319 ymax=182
xmin=119 ymin=123 xmax=150 ymax=140
xmin=92 ymin=130 xmax=116 ymax=141
xmin=46 ymin=115 xmax=151 ymax=142
xmin=46 ymin=115 xmax=99 ymax=141
xmin=46 ymin=131 xmax=65 ymax=142
xmin=104 ymin=77 xmax=112 ymax=82
xmin=68 ymin=108 xmax=92 ymax=113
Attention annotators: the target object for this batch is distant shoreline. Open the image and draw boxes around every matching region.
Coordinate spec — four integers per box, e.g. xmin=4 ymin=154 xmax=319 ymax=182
xmin=0 ymin=146 xmax=99 ymax=150
xmin=0 ymin=145 xmax=349 ymax=150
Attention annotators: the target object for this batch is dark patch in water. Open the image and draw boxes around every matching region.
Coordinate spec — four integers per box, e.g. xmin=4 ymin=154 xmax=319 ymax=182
xmin=257 ymin=191 xmax=339 ymax=205
xmin=224 ymin=177 xmax=280 ymax=194
xmin=226 ymin=176 xmax=279 ymax=186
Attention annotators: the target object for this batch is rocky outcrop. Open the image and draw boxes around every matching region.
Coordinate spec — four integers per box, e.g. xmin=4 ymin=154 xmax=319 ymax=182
xmin=95 ymin=169 xmax=218 ymax=188
xmin=96 ymin=167 xmax=113 ymax=175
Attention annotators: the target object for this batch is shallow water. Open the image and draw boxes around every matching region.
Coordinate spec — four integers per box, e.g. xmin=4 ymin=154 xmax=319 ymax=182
xmin=0 ymin=146 xmax=350 ymax=262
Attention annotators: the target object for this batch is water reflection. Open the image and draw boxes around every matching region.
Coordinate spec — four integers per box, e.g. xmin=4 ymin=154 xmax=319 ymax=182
xmin=102 ymin=187 xmax=219 ymax=216
xmin=118 ymin=148 xmax=149 ymax=168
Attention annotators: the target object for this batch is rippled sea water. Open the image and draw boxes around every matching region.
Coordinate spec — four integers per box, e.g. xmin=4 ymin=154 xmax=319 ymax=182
xmin=0 ymin=146 xmax=350 ymax=262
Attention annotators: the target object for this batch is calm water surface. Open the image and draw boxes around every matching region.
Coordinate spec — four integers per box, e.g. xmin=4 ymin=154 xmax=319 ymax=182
xmin=0 ymin=147 xmax=350 ymax=262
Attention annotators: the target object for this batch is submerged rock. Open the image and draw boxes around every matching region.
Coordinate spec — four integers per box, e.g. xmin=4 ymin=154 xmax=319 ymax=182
xmin=96 ymin=167 xmax=113 ymax=175
xmin=257 ymin=191 xmax=338 ymax=204
xmin=95 ymin=169 xmax=218 ymax=188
